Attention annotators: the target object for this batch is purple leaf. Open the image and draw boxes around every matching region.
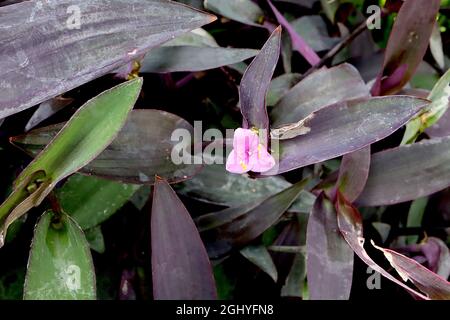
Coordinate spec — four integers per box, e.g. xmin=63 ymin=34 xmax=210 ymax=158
xmin=426 ymin=108 xmax=450 ymax=139
xmin=0 ymin=0 xmax=25 ymax=7
xmin=395 ymin=237 xmax=450 ymax=279
xmin=336 ymin=146 xmax=371 ymax=203
xmin=267 ymin=73 xmax=302 ymax=106
xmin=357 ymin=136 xmax=450 ymax=206
xmin=140 ymin=46 xmax=258 ymax=73
xmin=267 ymin=0 xmax=320 ymax=66
xmin=371 ymin=0 xmax=440 ymax=95
xmin=196 ymin=178 xmax=309 ymax=259
xmin=290 ymin=15 xmax=340 ymax=52
xmin=306 ymin=193 xmax=353 ymax=300
xmin=204 ymin=0 xmax=265 ymax=27
xmin=25 ymin=97 xmax=73 ymax=132
xmin=240 ymin=245 xmax=278 ymax=282
xmin=271 ymin=220 xmax=306 ymax=297
xmin=372 ymin=242 xmax=450 ymax=300
xmin=271 ymin=64 xmax=370 ymax=127
xmin=151 ymin=178 xmax=217 ymax=300
xmin=11 ymin=110 xmax=201 ymax=185
xmin=336 ymin=192 xmax=430 ymax=300
xmin=265 ymin=96 xmax=428 ymax=175
xmin=275 ymin=0 xmax=315 ymax=8
xmin=0 ymin=0 xmax=215 ymax=119
xmin=240 ymin=26 xmax=281 ymax=144
xmin=430 ymin=22 xmax=445 ymax=70
xmin=176 ymin=162 xmax=293 ymax=207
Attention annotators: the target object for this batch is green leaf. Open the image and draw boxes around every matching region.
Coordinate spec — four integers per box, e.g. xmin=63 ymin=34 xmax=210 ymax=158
xmin=402 ymin=68 xmax=450 ymax=144
xmin=57 ymin=174 xmax=140 ymax=230
xmin=406 ymin=197 xmax=428 ymax=245
xmin=84 ymin=226 xmax=106 ymax=254
xmin=425 ymin=68 xmax=450 ymax=126
xmin=281 ymin=253 xmax=306 ymax=298
xmin=372 ymin=222 xmax=391 ymax=243
xmin=430 ymin=22 xmax=445 ymax=69
xmin=197 ymin=178 xmax=309 ymax=259
xmin=400 ymin=117 xmax=422 ymax=145
xmin=204 ymin=0 xmax=265 ymax=27
xmin=0 ymin=268 xmax=25 ymax=300
xmin=0 ymin=78 xmax=142 ymax=246
xmin=240 ymin=245 xmax=278 ymax=282
xmin=16 ymin=78 xmax=142 ymax=187
xmin=213 ymin=264 xmax=235 ymax=300
xmin=320 ymin=0 xmax=340 ymax=23
xmin=24 ymin=211 xmax=96 ymax=300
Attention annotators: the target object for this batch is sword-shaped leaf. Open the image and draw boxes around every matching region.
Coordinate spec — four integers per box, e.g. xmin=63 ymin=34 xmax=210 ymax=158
xmin=240 ymin=26 xmax=281 ymax=144
xmin=11 ymin=109 xmax=201 ymax=185
xmin=196 ymin=178 xmax=308 ymax=259
xmin=357 ymin=136 xmax=450 ymax=206
xmin=336 ymin=193 xmax=430 ymax=300
xmin=267 ymin=0 xmax=320 ymax=66
xmin=57 ymin=174 xmax=141 ymax=230
xmin=0 ymin=0 xmax=215 ymax=119
xmin=151 ymin=178 xmax=216 ymax=300
xmin=336 ymin=146 xmax=371 ymax=203
xmin=0 ymin=78 xmax=142 ymax=246
xmin=264 ymin=96 xmax=428 ymax=175
xmin=140 ymin=46 xmax=258 ymax=73
xmin=204 ymin=0 xmax=265 ymax=27
xmin=372 ymin=242 xmax=450 ymax=300
xmin=24 ymin=211 xmax=96 ymax=300
xmin=306 ymin=193 xmax=353 ymax=300
xmin=371 ymin=0 xmax=440 ymax=95
xmin=271 ymin=64 xmax=369 ymax=127
xmin=402 ymin=68 xmax=450 ymax=145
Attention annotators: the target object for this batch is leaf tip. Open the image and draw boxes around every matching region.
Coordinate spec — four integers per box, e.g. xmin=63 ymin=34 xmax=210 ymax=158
xmin=207 ymin=14 xmax=218 ymax=23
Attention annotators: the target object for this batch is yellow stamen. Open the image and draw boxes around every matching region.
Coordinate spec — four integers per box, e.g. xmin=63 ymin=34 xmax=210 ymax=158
xmin=239 ymin=160 xmax=248 ymax=171
xmin=127 ymin=61 xmax=141 ymax=80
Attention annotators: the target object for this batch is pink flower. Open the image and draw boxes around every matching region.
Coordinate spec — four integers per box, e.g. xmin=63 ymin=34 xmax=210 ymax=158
xmin=226 ymin=128 xmax=276 ymax=174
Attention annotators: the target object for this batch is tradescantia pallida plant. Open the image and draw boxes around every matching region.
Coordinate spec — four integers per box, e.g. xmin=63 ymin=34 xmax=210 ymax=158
xmin=0 ymin=0 xmax=450 ymax=300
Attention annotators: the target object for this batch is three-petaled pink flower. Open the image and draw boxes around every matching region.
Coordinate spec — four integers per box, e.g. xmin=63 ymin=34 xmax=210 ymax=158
xmin=226 ymin=128 xmax=276 ymax=174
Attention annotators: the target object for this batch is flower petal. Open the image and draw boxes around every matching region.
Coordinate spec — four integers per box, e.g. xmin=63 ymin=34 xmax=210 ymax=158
xmin=226 ymin=149 xmax=251 ymax=174
xmin=233 ymin=128 xmax=259 ymax=153
xmin=251 ymin=144 xmax=276 ymax=173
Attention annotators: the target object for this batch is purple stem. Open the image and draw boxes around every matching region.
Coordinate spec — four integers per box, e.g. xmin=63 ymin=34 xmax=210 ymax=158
xmin=175 ymin=73 xmax=197 ymax=89
xmin=267 ymin=0 xmax=320 ymax=66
